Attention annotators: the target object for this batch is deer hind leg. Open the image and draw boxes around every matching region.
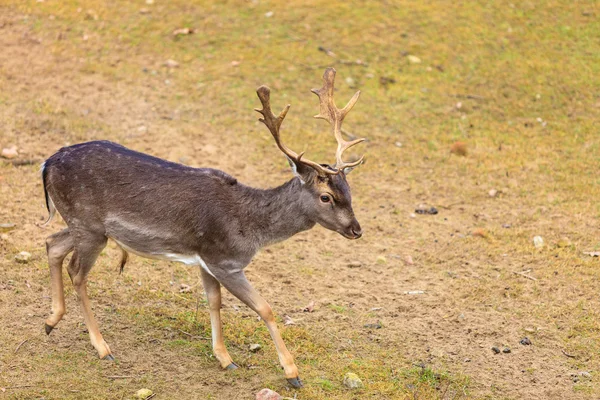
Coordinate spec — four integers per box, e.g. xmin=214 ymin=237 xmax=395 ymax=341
xmin=217 ymin=270 xmax=302 ymax=388
xmin=67 ymin=232 xmax=113 ymax=360
xmin=45 ymin=228 xmax=74 ymax=334
xmin=200 ymin=269 xmax=237 ymax=370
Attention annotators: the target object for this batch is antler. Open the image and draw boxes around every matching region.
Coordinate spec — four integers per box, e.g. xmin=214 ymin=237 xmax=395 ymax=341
xmin=311 ymin=67 xmax=365 ymax=170
xmin=255 ymin=85 xmax=338 ymax=176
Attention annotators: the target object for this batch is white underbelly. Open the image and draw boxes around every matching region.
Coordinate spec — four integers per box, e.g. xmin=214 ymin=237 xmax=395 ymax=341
xmin=111 ymin=237 xmax=216 ymax=278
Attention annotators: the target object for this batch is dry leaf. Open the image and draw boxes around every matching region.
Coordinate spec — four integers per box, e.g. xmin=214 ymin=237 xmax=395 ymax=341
xmin=283 ymin=315 xmax=295 ymax=326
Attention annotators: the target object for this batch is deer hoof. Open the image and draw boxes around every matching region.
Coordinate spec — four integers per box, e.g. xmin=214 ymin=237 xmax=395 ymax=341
xmin=103 ymin=354 xmax=115 ymax=361
xmin=44 ymin=323 xmax=54 ymax=335
xmin=287 ymin=377 xmax=303 ymax=388
xmin=226 ymin=362 xmax=239 ymax=370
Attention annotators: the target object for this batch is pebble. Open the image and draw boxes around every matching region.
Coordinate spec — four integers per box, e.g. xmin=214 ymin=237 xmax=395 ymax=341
xmin=502 ymin=347 xmax=511 ymax=353
xmin=343 ymin=372 xmax=364 ymax=389
xmin=364 ymin=322 xmax=382 ymax=329
xmin=135 ymin=388 xmax=153 ymax=399
xmin=164 ymin=59 xmax=179 ymax=68
xmin=256 ymin=388 xmax=282 ymax=400
xmin=15 ymin=251 xmax=32 ymax=264
xmin=407 ymin=55 xmax=421 ymax=64
xmin=249 ymin=343 xmax=261 ymax=353
xmin=404 ymin=255 xmax=414 ymax=265
xmin=533 ymin=236 xmax=544 ymax=248
xmin=520 ymin=337 xmax=532 ymax=345
xmin=579 ymin=371 xmax=591 ymax=379
xmin=488 ymin=189 xmax=498 ymax=197
xmin=347 ymin=261 xmax=362 ymax=268
xmin=376 ymin=255 xmax=387 ymax=264
xmin=0 ymin=223 xmax=16 ymax=232
xmin=1 ymin=146 xmax=18 ymax=159
xmin=491 ymin=346 xmax=501 ymax=354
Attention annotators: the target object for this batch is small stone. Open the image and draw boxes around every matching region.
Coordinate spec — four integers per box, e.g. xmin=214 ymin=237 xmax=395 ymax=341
xmin=502 ymin=223 xmax=512 ymax=228
xmin=135 ymin=388 xmax=153 ymax=399
xmin=407 ymin=55 xmax=421 ymax=64
xmin=363 ymin=322 xmax=382 ymax=329
xmin=502 ymin=347 xmax=511 ymax=353
xmin=464 ymin=358 xmax=471 ymax=362
xmin=347 ymin=260 xmax=362 ymax=268
xmin=583 ymin=251 xmax=600 ymax=257
xmin=164 ymin=59 xmax=179 ymax=68
xmin=404 ymin=255 xmax=414 ymax=265
xmin=343 ymin=372 xmax=364 ymax=389
xmin=533 ymin=236 xmax=544 ymax=249
xmin=145 ymin=0 xmax=154 ymax=4
xmin=231 ymin=60 xmax=241 ymax=67
xmin=256 ymin=388 xmax=282 ymax=400
xmin=524 ymin=327 xmax=536 ymax=333
xmin=579 ymin=371 xmax=591 ymax=379
xmin=264 ymin=11 xmax=274 ymax=18
xmin=491 ymin=346 xmax=501 ymax=354
xmin=395 ymin=141 xmax=402 ymax=147
xmin=345 ymin=76 xmax=355 ymax=87
xmin=376 ymin=255 xmax=387 ymax=264
xmin=1 ymin=146 xmax=18 ymax=159
xmin=15 ymin=251 xmax=32 ymax=264
xmin=0 ymin=223 xmax=16 ymax=232
xmin=488 ymin=189 xmax=498 ymax=197
xmin=249 ymin=343 xmax=261 ymax=353
xmin=403 ymin=290 xmax=425 ymax=295
xmin=520 ymin=337 xmax=532 ymax=345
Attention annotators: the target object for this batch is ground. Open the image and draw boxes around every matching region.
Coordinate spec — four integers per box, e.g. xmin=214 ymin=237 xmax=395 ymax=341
xmin=0 ymin=1 xmax=599 ymax=399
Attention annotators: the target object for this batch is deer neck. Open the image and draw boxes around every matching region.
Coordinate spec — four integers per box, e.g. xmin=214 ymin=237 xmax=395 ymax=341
xmin=243 ymin=177 xmax=315 ymax=247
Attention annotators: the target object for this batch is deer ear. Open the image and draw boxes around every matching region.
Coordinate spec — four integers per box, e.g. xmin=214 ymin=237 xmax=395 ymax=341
xmin=343 ymin=166 xmax=357 ymax=175
xmin=286 ymin=157 xmax=318 ymax=184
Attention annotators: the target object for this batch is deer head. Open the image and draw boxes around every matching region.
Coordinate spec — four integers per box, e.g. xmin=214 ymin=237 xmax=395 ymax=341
xmin=255 ymin=68 xmax=364 ymax=239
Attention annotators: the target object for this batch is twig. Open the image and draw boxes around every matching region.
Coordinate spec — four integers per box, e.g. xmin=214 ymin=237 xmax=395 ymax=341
xmin=14 ymin=339 xmax=29 ymax=353
xmin=513 ymin=270 xmax=537 ymax=281
xmin=176 ymin=329 xmax=209 ymax=340
xmin=561 ymin=349 xmax=577 ymax=358
xmin=450 ymin=93 xmax=485 ymax=100
xmin=4 ymin=385 xmax=35 ymax=390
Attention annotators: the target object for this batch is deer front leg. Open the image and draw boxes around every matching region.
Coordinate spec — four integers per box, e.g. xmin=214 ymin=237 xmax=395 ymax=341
xmin=214 ymin=268 xmax=302 ymax=388
xmin=200 ymin=269 xmax=237 ymax=370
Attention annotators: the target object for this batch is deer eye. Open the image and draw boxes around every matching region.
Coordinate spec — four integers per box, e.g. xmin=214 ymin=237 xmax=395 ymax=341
xmin=320 ymin=194 xmax=331 ymax=203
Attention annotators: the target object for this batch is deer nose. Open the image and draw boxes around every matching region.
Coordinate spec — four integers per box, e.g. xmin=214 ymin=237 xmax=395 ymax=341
xmin=352 ymin=228 xmax=363 ymax=239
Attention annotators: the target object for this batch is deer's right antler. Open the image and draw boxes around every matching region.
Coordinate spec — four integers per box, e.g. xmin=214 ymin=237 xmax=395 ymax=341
xmin=255 ymin=85 xmax=338 ymax=176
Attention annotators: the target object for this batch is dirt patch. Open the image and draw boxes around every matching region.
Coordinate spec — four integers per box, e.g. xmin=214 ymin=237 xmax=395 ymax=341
xmin=1 ymin=3 xmax=599 ymax=400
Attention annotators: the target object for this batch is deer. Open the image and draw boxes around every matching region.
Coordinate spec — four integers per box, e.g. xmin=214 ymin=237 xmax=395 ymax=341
xmin=41 ymin=68 xmax=364 ymax=388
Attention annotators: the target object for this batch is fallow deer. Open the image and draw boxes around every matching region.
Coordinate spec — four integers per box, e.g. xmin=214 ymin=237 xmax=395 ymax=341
xmin=41 ymin=68 xmax=364 ymax=388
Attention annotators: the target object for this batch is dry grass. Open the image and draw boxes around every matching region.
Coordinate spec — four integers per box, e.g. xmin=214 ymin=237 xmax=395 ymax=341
xmin=0 ymin=1 xmax=599 ymax=399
